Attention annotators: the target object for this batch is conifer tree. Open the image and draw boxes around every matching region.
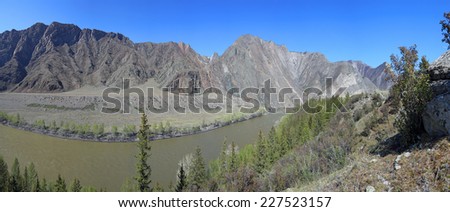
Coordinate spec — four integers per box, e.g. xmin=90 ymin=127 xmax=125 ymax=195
xmin=34 ymin=177 xmax=41 ymax=192
xmin=0 ymin=156 xmax=9 ymax=192
xmin=229 ymin=142 xmax=237 ymax=174
xmin=188 ymin=146 xmax=206 ymax=192
xmin=41 ymin=178 xmax=48 ymax=192
xmin=55 ymin=174 xmax=67 ymax=192
xmin=175 ymin=164 xmax=187 ymax=192
xmin=9 ymin=158 xmax=22 ymax=192
xmin=254 ymin=131 xmax=267 ymax=174
xmin=135 ymin=113 xmax=152 ymax=192
xmin=23 ymin=166 xmax=30 ymax=192
xmin=70 ymin=178 xmax=82 ymax=192
xmin=28 ymin=163 xmax=38 ymax=192
xmin=266 ymin=127 xmax=277 ymax=164
xmin=219 ymin=139 xmax=228 ymax=176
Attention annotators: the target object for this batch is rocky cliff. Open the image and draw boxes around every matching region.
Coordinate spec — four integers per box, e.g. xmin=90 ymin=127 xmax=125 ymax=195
xmin=0 ymin=22 xmax=391 ymax=94
xmin=423 ymin=51 xmax=450 ymax=137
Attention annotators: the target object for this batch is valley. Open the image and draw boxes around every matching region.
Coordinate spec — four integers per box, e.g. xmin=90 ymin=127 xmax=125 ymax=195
xmin=0 ymin=113 xmax=282 ymax=191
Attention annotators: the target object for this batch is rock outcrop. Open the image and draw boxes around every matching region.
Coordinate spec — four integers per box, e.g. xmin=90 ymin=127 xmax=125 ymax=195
xmin=423 ymin=51 xmax=450 ymax=137
xmin=0 ymin=22 xmax=391 ymax=94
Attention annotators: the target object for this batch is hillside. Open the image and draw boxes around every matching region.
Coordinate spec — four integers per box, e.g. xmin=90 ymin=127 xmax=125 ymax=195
xmin=288 ymin=95 xmax=449 ymax=192
xmin=0 ymin=22 xmax=392 ymax=95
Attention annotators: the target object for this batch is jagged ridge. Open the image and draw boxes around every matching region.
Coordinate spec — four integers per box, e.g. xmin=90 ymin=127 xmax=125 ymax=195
xmin=0 ymin=22 xmax=392 ymax=94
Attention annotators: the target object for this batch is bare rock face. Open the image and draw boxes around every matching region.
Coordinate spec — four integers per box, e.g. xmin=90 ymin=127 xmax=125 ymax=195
xmin=0 ymin=23 xmax=390 ymax=94
xmin=0 ymin=22 xmax=207 ymax=93
xmin=423 ymin=51 xmax=450 ymax=137
xmin=208 ymin=35 xmax=390 ymax=100
xmin=423 ymin=94 xmax=450 ymax=137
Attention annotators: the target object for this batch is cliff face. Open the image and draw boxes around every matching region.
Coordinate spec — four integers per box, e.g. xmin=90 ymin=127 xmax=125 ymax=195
xmin=0 ymin=22 xmax=207 ymax=92
xmin=0 ymin=23 xmax=391 ymax=94
xmin=423 ymin=51 xmax=450 ymax=137
xmin=209 ymin=35 xmax=391 ymax=97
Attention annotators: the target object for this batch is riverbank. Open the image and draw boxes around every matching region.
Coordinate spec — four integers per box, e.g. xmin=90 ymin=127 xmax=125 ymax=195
xmin=0 ymin=110 xmax=265 ymax=142
xmin=0 ymin=113 xmax=283 ymax=191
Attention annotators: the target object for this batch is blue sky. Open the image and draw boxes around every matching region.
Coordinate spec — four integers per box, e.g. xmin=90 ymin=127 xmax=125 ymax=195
xmin=0 ymin=0 xmax=448 ymax=67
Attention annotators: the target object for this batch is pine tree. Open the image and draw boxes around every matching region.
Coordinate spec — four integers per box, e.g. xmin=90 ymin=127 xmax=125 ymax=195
xmin=23 ymin=166 xmax=30 ymax=192
xmin=188 ymin=146 xmax=206 ymax=192
xmin=34 ymin=177 xmax=41 ymax=192
xmin=9 ymin=158 xmax=22 ymax=192
xmin=70 ymin=178 xmax=82 ymax=192
xmin=135 ymin=113 xmax=152 ymax=192
xmin=219 ymin=139 xmax=228 ymax=175
xmin=55 ymin=174 xmax=67 ymax=192
xmin=28 ymin=163 xmax=38 ymax=192
xmin=267 ymin=127 xmax=277 ymax=164
xmin=0 ymin=156 xmax=9 ymax=192
xmin=41 ymin=178 xmax=48 ymax=192
xmin=254 ymin=130 xmax=267 ymax=174
xmin=175 ymin=164 xmax=187 ymax=192
xmin=229 ymin=142 xmax=237 ymax=174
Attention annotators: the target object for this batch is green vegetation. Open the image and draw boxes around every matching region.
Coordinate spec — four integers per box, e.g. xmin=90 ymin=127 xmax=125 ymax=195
xmin=135 ymin=113 xmax=152 ymax=192
xmin=0 ymin=156 xmax=9 ymax=191
xmin=70 ymin=178 xmax=82 ymax=192
xmin=387 ymin=45 xmax=432 ymax=145
xmin=175 ymin=163 xmax=187 ymax=192
xmin=0 ymin=156 xmax=93 ymax=192
xmin=122 ymin=124 xmax=137 ymax=137
xmin=176 ymin=97 xmax=351 ymax=192
xmin=26 ymin=103 xmax=95 ymax=111
xmin=440 ymin=12 xmax=450 ymax=48
xmin=187 ymin=146 xmax=207 ymax=192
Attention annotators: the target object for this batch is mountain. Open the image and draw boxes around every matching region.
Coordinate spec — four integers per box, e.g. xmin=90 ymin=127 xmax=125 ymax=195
xmin=0 ymin=22 xmax=391 ymax=94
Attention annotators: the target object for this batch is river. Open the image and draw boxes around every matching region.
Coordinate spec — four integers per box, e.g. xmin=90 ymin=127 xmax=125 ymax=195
xmin=0 ymin=113 xmax=282 ymax=191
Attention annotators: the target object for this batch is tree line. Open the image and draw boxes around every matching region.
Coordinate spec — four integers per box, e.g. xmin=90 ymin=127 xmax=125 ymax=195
xmin=0 ymin=156 xmax=98 ymax=192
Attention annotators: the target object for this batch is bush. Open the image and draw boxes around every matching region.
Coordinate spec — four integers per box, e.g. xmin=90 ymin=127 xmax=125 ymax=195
xmin=111 ymin=126 xmax=119 ymax=136
xmin=388 ymin=45 xmax=432 ymax=145
xmin=122 ymin=125 xmax=136 ymax=136
xmin=92 ymin=124 xmax=105 ymax=137
xmin=34 ymin=120 xmax=46 ymax=129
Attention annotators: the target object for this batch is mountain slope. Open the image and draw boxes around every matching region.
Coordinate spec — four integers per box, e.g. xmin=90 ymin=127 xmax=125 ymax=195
xmin=0 ymin=23 xmax=391 ymax=94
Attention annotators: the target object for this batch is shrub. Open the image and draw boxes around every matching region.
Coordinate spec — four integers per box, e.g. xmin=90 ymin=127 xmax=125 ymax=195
xmin=388 ymin=45 xmax=432 ymax=145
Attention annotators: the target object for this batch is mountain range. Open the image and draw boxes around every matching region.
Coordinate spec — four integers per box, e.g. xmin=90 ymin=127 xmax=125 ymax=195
xmin=0 ymin=22 xmax=392 ymax=94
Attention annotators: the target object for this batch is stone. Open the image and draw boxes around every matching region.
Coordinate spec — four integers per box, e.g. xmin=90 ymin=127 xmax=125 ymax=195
xmin=394 ymin=155 xmax=402 ymax=170
xmin=423 ymin=94 xmax=450 ymax=137
xmin=365 ymin=185 xmax=376 ymax=192
xmin=404 ymin=152 xmax=411 ymax=158
xmin=428 ymin=67 xmax=450 ymax=81
xmin=430 ymin=80 xmax=450 ymax=96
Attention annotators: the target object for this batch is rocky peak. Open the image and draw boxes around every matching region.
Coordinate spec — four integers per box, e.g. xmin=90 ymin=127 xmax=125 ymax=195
xmin=43 ymin=22 xmax=81 ymax=46
xmin=0 ymin=22 xmax=391 ymax=94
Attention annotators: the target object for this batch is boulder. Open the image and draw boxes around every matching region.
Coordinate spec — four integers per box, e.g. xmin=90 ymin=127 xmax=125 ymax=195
xmin=423 ymin=52 xmax=450 ymax=137
xmin=423 ymin=94 xmax=450 ymax=137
